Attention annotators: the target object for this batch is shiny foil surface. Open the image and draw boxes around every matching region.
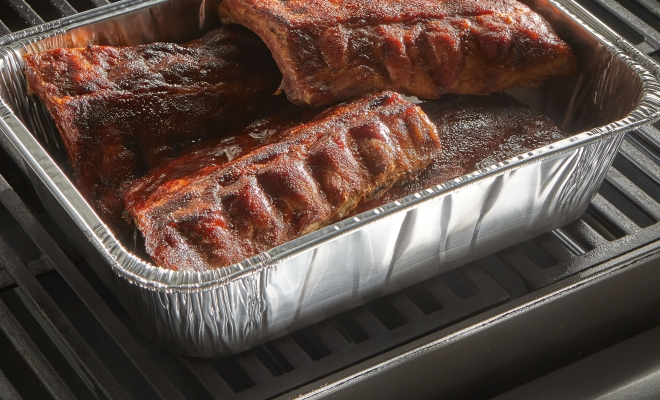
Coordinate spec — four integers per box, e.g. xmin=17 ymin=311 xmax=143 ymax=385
xmin=0 ymin=0 xmax=659 ymax=356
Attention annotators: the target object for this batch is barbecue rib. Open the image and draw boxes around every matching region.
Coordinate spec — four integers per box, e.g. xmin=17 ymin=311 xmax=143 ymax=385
xmin=355 ymin=94 xmax=567 ymax=213
xmin=24 ymin=26 xmax=285 ymax=227
xmin=219 ymin=0 xmax=577 ymax=106
xmin=125 ymin=92 xmax=441 ymax=271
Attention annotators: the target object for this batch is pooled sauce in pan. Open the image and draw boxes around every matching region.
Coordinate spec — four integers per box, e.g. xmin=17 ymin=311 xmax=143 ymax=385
xmin=355 ymin=94 xmax=566 ymax=212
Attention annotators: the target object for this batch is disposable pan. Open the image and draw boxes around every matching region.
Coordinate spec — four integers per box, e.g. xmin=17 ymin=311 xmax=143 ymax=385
xmin=0 ymin=0 xmax=659 ymax=356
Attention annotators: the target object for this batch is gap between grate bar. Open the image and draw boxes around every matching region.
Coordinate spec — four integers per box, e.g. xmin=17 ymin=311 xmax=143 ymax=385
xmin=0 ymin=295 xmax=75 ymax=400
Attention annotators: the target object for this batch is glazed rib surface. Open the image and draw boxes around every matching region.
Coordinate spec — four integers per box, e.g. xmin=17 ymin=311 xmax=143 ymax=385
xmin=24 ymin=26 xmax=284 ymax=226
xmin=125 ymin=92 xmax=441 ymax=271
xmin=219 ymin=0 xmax=577 ymax=105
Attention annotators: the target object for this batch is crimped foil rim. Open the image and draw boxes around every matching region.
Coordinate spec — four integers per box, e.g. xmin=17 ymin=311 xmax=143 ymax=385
xmin=0 ymin=0 xmax=659 ymax=293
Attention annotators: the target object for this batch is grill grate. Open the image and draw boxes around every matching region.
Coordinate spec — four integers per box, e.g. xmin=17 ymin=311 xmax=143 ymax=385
xmin=574 ymin=0 xmax=660 ymax=53
xmin=2 ymin=0 xmax=660 ymax=399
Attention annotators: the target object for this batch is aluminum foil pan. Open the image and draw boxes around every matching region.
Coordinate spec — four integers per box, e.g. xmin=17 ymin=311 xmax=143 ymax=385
xmin=0 ymin=0 xmax=659 ymax=357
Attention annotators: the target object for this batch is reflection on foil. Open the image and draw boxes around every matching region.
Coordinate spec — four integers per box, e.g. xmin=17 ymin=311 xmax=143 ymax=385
xmin=249 ymin=128 xmax=275 ymax=140
xmin=199 ymin=0 xmax=206 ymax=30
xmin=223 ymin=144 xmax=242 ymax=161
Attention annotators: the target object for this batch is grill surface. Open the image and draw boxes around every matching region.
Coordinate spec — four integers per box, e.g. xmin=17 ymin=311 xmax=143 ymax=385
xmin=1 ymin=0 xmax=660 ymax=399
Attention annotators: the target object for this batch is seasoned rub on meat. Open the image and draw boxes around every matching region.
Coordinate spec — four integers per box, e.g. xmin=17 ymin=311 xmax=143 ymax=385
xmin=124 ymin=92 xmax=441 ymax=271
xmin=23 ymin=26 xmax=285 ymax=227
xmin=219 ymin=0 xmax=577 ymax=106
xmin=355 ymin=94 xmax=567 ymax=213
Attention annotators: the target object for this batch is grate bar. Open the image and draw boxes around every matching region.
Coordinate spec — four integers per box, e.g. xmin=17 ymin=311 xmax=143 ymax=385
xmin=621 ymin=135 xmax=660 ymax=177
xmin=281 ymin=266 xmax=507 ymax=398
xmin=0 ymin=232 xmax=128 ymax=400
xmin=540 ymin=231 xmax=584 ymax=260
xmin=625 ymin=132 xmax=660 ymax=165
xmin=477 ymin=255 xmax=531 ymax=298
xmin=589 ymin=194 xmax=639 ymax=235
xmin=351 ymin=307 xmax=391 ymax=338
xmin=389 ymin=293 xmax=426 ymax=320
xmin=0 ymin=368 xmax=22 ymax=400
xmin=271 ymin=335 xmax=319 ymax=369
xmin=0 ymin=176 xmax=187 ymax=400
xmin=3 ymin=0 xmax=44 ymax=28
xmin=186 ymin=263 xmax=510 ymax=400
xmin=0 ymin=21 xmax=10 ymax=36
xmin=496 ymin=248 xmax=556 ymax=290
xmin=636 ymin=0 xmax=660 ymax=19
xmin=0 ymin=297 xmax=76 ymax=400
xmin=551 ymin=228 xmax=586 ymax=256
xmin=483 ymin=136 xmax=660 ymax=291
xmin=235 ymin=351 xmax=276 ymax=386
xmin=563 ymin=219 xmax=609 ymax=250
xmin=606 ymin=168 xmax=660 ymax=220
xmin=182 ymin=358 xmax=237 ymax=398
xmin=47 ymin=0 xmax=77 ymax=17
xmin=595 ymin=0 xmax=660 ymax=51
xmin=312 ymin=321 xmax=357 ymax=354
xmin=87 ymin=0 xmax=110 ymax=7
xmin=0 ymin=266 xmax=13 ymax=289
xmin=637 ymin=125 xmax=660 ymax=152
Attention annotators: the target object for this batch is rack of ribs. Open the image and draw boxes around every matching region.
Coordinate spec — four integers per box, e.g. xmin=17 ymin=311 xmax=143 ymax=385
xmin=24 ymin=26 xmax=285 ymax=227
xmin=124 ymin=91 xmax=441 ymax=271
xmin=355 ymin=94 xmax=567 ymax=213
xmin=219 ymin=0 xmax=577 ymax=106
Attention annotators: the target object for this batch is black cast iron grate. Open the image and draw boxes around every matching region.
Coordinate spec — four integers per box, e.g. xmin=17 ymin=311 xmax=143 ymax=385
xmin=1 ymin=0 xmax=660 ymax=399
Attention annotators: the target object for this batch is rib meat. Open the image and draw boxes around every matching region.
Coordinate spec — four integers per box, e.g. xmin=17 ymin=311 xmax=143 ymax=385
xmin=219 ymin=0 xmax=577 ymax=106
xmin=355 ymin=94 xmax=567 ymax=213
xmin=124 ymin=92 xmax=441 ymax=271
xmin=24 ymin=26 xmax=285 ymax=227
